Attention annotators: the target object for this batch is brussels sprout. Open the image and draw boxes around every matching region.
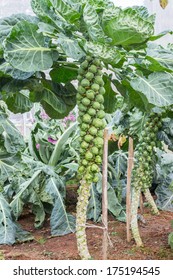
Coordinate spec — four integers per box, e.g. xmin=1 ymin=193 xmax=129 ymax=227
xmin=81 ymin=123 xmax=89 ymax=131
xmin=100 ymin=104 xmax=104 ymax=110
xmin=82 ymin=97 xmax=91 ymax=106
xmin=86 ymin=90 xmax=95 ymax=100
xmin=80 ymin=131 xmax=86 ymax=137
xmin=91 ymin=164 xmax=99 ymax=173
xmin=99 ymin=87 xmax=106 ymax=95
xmin=89 ymin=126 xmax=97 ymax=136
xmin=93 ymin=118 xmax=103 ymax=128
xmin=86 ymin=55 xmax=92 ymax=62
xmin=89 ymin=65 xmax=97 ymax=74
xmin=88 ymin=108 xmax=96 ymax=116
xmin=77 ymin=75 xmax=83 ymax=82
xmin=82 ymin=159 xmax=88 ymax=166
xmin=98 ymin=130 xmax=103 ymax=138
xmin=78 ymin=85 xmax=86 ymax=94
xmin=81 ymin=79 xmax=90 ymax=87
xmin=83 ymin=114 xmax=92 ymax=124
xmin=95 ymin=94 xmax=104 ymax=103
xmin=95 ymin=155 xmax=102 ymax=164
xmin=94 ymin=137 xmax=104 ymax=147
xmin=93 ymin=58 xmax=101 ymax=67
xmin=147 ymin=146 xmax=153 ymax=152
xmin=78 ymin=67 xmax=85 ymax=75
xmin=76 ymin=93 xmax=82 ymax=101
xmin=97 ymin=110 xmax=105 ymax=119
xmin=81 ymin=141 xmax=89 ymax=149
xmin=85 ymin=151 xmax=93 ymax=160
xmin=93 ymin=175 xmax=99 ymax=183
xmin=91 ymin=83 xmax=100 ymax=92
xmin=91 ymin=146 xmax=99 ymax=155
xmin=85 ymin=72 xmax=94 ymax=81
xmin=93 ymin=101 xmax=101 ymax=110
xmin=79 ymin=148 xmax=85 ymax=155
xmin=78 ymin=103 xmax=87 ymax=112
xmin=78 ymin=166 xmax=85 ymax=174
xmin=81 ymin=61 xmax=89 ymax=69
xmin=95 ymin=76 xmax=104 ymax=86
xmin=77 ymin=116 xmax=82 ymax=124
xmin=84 ymin=134 xmax=93 ymax=142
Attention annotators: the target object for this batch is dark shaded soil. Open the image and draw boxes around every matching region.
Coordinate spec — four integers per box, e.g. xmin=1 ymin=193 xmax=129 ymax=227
xmin=0 ymin=187 xmax=173 ymax=260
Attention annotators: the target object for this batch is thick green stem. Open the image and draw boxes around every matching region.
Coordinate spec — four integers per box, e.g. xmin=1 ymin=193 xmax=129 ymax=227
xmin=76 ymin=179 xmax=91 ymax=260
xmin=143 ymin=188 xmax=159 ymax=215
xmin=131 ymin=188 xmax=143 ymax=247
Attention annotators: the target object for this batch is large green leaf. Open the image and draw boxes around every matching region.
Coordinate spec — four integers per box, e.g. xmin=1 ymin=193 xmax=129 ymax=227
xmin=4 ymin=21 xmax=55 ymax=72
xmin=146 ymin=44 xmax=173 ymax=72
xmin=83 ymin=2 xmax=106 ymax=43
xmin=102 ymin=6 xmax=154 ymax=46
xmin=130 ymin=72 xmax=173 ymax=107
xmin=58 ymin=33 xmax=85 ymax=60
xmin=85 ymin=41 xmax=123 ymax=67
xmin=0 ymin=153 xmax=23 ymax=183
xmin=45 ymin=177 xmax=76 ymax=236
xmin=103 ymin=76 xmax=117 ymax=113
xmin=0 ymin=14 xmax=38 ymax=44
xmin=29 ymin=79 xmax=76 ymax=119
xmin=0 ymin=193 xmax=16 ymax=244
xmin=0 ymin=61 xmax=34 ymax=80
xmin=2 ymin=80 xmax=33 ymax=113
xmin=49 ymin=122 xmax=77 ymax=166
xmin=50 ymin=66 xmax=78 ymax=83
xmin=50 ymin=0 xmax=81 ymax=24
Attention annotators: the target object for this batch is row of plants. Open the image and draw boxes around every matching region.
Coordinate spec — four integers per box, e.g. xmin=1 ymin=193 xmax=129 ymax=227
xmin=0 ymin=0 xmax=173 ymax=258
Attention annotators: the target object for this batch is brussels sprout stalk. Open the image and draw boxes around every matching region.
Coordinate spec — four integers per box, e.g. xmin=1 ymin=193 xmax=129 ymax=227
xmin=76 ymin=180 xmax=91 ymax=260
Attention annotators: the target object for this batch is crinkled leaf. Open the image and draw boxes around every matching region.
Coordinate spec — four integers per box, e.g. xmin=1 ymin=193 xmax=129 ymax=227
xmin=46 ymin=177 xmax=76 ymax=236
xmin=0 ymin=153 xmax=23 ymax=183
xmin=58 ymin=33 xmax=85 ymax=60
xmin=83 ymin=2 xmax=106 ymax=43
xmin=129 ymin=109 xmax=147 ymax=136
xmin=0 ymin=193 xmax=16 ymax=245
xmin=102 ymin=6 xmax=154 ymax=46
xmin=0 ymin=14 xmax=38 ymax=44
xmin=50 ymin=0 xmax=81 ymax=24
xmin=146 ymin=44 xmax=173 ymax=72
xmin=155 ymin=176 xmax=173 ymax=211
xmin=4 ymin=21 xmax=55 ymax=72
xmin=85 ymin=41 xmax=123 ymax=67
xmin=130 ymin=72 xmax=173 ymax=107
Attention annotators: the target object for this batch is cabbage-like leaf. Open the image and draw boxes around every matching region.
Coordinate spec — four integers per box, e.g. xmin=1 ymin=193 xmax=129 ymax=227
xmin=45 ymin=177 xmax=76 ymax=236
xmin=0 ymin=61 xmax=34 ymax=80
xmin=130 ymin=72 xmax=173 ymax=107
xmin=0 ymin=193 xmax=16 ymax=244
xmin=146 ymin=44 xmax=173 ymax=72
xmin=102 ymin=6 xmax=154 ymax=46
xmin=83 ymin=2 xmax=106 ymax=43
xmin=4 ymin=21 xmax=55 ymax=72
xmin=50 ymin=0 xmax=81 ymax=24
xmin=58 ymin=33 xmax=85 ymax=60
xmin=0 ymin=14 xmax=38 ymax=44
xmin=0 ymin=108 xmax=25 ymax=153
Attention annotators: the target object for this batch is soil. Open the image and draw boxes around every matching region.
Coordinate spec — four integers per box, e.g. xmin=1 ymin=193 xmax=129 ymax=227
xmin=0 ymin=186 xmax=173 ymax=260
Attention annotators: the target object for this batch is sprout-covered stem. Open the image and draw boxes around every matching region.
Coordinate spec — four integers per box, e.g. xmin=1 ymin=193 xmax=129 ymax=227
xmin=131 ymin=187 xmax=143 ymax=247
xmin=76 ymin=180 xmax=91 ymax=260
xmin=143 ymin=188 xmax=159 ymax=215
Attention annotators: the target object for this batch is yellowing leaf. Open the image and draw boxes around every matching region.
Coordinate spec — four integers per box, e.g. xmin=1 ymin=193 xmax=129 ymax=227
xmin=159 ymin=0 xmax=168 ymax=9
xmin=118 ymin=135 xmax=127 ymax=149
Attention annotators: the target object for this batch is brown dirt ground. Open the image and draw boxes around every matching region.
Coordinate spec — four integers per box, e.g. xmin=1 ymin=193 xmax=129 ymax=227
xmin=0 ymin=187 xmax=173 ymax=260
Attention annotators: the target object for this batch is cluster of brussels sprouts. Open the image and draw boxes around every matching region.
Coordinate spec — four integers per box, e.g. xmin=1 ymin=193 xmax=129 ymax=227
xmin=132 ymin=112 xmax=163 ymax=190
xmin=77 ymin=56 xmax=106 ymax=184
